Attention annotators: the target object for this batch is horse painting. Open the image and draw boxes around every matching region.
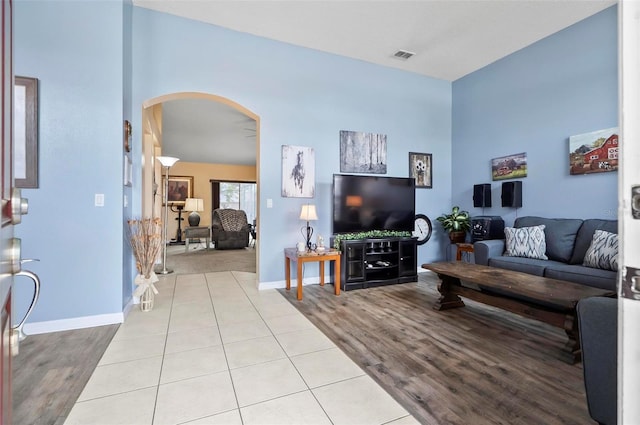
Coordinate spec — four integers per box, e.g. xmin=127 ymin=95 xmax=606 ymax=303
xmin=281 ymin=145 xmax=315 ymax=198
xmin=291 ymin=150 xmax=305 ymax=194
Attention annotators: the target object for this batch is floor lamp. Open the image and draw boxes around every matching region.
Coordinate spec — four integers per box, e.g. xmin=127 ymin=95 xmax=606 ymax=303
xmin=155 ymin=155 xmax=179 ymax=275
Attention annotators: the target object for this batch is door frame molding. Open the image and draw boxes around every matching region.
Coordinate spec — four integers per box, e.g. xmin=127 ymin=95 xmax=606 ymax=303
xmin=140 ymin=92 xmax=260 ymax=282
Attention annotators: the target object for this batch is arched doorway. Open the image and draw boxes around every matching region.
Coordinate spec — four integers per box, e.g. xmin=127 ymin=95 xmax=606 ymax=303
xmin=141 ymin=92 xmax=260 ymax=280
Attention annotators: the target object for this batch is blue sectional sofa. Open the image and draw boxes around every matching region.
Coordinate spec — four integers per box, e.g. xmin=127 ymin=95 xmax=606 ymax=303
xmin=474 ymin=216 xmax=618 ymax=292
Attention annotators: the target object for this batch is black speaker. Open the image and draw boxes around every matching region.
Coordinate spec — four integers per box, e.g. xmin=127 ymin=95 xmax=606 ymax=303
xmin=501 ymin=181 xmax=522 ymax=208
xmin=473 ymin=184 xmax=492 ymax=208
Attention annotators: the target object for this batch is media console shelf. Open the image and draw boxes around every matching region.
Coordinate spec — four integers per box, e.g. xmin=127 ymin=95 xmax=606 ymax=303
xmin=331 ymin=237 xmax=417 ymax=291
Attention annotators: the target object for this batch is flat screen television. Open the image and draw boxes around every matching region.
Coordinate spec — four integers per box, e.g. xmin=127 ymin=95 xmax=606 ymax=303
xmin=332 ymin=174 xmax=415 ymax=234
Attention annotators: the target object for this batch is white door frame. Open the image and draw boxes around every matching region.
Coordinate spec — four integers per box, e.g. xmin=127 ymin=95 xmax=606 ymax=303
xmin=619 ymin=1 xmax=640 ymax=422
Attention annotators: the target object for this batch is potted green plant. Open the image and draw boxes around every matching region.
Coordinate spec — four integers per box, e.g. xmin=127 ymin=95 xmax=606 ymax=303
xmin=436 ymin=206 xmax=471 ymax=244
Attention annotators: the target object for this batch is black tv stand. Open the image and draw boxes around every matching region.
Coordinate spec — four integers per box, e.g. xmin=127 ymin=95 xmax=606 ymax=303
xmin=331 ymin=236 xmax=417 ymax=291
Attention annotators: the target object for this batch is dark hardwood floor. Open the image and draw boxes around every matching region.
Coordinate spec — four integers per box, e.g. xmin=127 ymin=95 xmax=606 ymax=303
xmin=12 ymin=324 xmax=119 ymax=425
xmin=282 ymin=273 xmax=594 ymax=425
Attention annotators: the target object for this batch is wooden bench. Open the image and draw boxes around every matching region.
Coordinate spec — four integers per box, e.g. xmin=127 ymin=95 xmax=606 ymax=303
xmin=421 ymin=261 xmax=616 ymax=364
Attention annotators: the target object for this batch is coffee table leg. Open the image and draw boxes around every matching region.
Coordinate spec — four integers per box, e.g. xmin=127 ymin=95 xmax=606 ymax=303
xmin=562 ymin=311 xmax=580 ymax=364
xmin=434 ymin=274 xmax=465 ymax=311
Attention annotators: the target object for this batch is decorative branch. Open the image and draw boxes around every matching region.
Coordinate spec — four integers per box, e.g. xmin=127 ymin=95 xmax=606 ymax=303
xmin=127 ymin=218 xmax=163 ymax=279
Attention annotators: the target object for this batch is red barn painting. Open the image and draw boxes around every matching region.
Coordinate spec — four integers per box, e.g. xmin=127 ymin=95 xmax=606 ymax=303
xmin=569 ymin=128 xmax=619 ymax=175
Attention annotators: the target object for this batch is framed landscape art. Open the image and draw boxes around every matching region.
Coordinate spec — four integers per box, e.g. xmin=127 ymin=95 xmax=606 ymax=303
xmin=569 ymin=127 xmax=619 ymax=175
xmin=491 ymin=152 xmax=527 ymax=181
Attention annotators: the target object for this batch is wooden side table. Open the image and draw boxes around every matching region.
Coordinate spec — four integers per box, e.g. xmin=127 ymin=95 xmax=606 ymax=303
xmin=184 ymin=226 xmax=211 ymax=252
xmin=455 ymin=243 xmax=474 ymax=261
xmin=284 ymin=248 xmax=341 ymax=300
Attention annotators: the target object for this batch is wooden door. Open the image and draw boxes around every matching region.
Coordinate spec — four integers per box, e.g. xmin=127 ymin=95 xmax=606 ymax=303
xmin=0 ymin=0 xmax=13 ymax=423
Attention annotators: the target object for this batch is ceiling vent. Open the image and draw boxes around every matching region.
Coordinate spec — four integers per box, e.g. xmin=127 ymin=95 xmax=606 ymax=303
xmin=393 ymin=50 xmax=415 ymax=60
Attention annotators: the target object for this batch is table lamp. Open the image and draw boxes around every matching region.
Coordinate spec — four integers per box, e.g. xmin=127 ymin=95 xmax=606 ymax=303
xmin=299 ymin=204 xmax=318 ymax=251
xmin=185 ymin=198 xmax=204 ymax=226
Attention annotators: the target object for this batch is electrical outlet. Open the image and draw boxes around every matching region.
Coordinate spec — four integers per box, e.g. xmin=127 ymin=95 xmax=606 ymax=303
xmin=95 ymin=194 xmax=104 ymax=207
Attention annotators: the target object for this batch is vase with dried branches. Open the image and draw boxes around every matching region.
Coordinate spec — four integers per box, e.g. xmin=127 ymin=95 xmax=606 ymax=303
xmin=127 ymin=218 xmax=163 ymax=311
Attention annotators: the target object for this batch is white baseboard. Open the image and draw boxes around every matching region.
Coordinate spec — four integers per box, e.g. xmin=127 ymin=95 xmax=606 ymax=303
xmin=23 ymin=312 xmax=125 ymax=336
xmin=259 ymin=277 xmax=321 ymax=291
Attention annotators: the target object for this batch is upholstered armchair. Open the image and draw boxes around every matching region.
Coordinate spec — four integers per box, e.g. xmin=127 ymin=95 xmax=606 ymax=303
xmin=211 ymin=208 xmax=251 ymax=249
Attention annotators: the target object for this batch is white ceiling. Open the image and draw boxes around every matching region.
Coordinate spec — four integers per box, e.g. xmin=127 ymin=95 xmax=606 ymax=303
xmin=138 ymin=0 xmax=616 ymax=165
xmin=162 ymin=99 xmax=257 ymax=166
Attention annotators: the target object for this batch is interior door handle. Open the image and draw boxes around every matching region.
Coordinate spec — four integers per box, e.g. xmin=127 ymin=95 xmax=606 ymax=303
xmin=12 ymin=269 xmax=41 ymax=343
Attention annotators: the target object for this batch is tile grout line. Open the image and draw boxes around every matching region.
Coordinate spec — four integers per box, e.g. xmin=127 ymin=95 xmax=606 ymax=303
xmin=206 ymin=271 xmax=245 ymax=423
xmin=236 ymin=271 xmax=339 ymax=424
xmin=151 ymin=273 xmax=178 ymax=425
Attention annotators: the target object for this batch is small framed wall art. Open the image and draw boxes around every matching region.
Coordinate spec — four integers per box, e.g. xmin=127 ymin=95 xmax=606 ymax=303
xmin=124 ymin=120 xmax=132 ymax=152
xmin=409 ymin=152 xmax=432 ymax=188
xmin=163 ymin=175 xmax=193 ymax=206
xmin=282 ymin=145 xmax=315 ymax=198
xmin=124 ymin=155 xmax=132 ymax=186
xmin=491 ymin=152 xmax=527 ymax=181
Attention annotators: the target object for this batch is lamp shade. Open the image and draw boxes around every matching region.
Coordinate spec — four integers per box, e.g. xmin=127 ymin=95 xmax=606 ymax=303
xmin=185 ymin=198 xmax=204 ymax=212
xmin=299 ymin=204 xmax=318 ymax=221
xmin=156 ymin=156 xmax=179 ymax=167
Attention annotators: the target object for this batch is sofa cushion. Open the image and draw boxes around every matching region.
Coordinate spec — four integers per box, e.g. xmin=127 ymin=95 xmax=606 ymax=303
xmin=544 ymin=263 xmax=616 ymax=292
xmin=570 ymin=219 xmax=618 ymax=265
xmin=515 ymin=216 xmax=583 ymax=263
xmin=583 ymin=230 xmax=619 ymax=271
xmin=489 ymin=256 xmax=548 ymax=276
xmin=504 ymin=225 xmax=548 ymax=260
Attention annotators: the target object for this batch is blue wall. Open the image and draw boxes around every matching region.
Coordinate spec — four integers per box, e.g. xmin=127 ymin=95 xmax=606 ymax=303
xmin=452 ymin=6 xmax=618 ymax=226
xmin=122 ymin=0 xmax=134 ymax=306
xmin=14 ymin=0 xmax=125 ymax=323
xmin=12 ymin=2 xmax=618 ymax=327
xmin=131 ymin=8 xmax=453 ymax=283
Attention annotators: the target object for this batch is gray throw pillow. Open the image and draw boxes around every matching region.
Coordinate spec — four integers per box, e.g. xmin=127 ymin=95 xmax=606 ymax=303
xmin=504 ymin=225 xmax=548 ymax=260
xmin=583 ymin=230 xmax=618 ymax=271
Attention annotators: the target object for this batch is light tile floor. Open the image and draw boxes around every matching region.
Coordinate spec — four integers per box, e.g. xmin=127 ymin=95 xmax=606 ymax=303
xmin=64 ymin=271 xmax=419 ymax=425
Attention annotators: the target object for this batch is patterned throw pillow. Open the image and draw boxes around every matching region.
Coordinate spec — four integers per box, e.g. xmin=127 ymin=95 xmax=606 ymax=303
xmin=504 ymin=225 xmax=548 ymax=260
xmin=583 ymin=230 xmax=618 ymax=271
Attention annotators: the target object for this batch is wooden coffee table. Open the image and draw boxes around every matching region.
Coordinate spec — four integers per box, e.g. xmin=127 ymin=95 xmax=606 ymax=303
xmin=421 ymin=261 xmax=616 ymax=364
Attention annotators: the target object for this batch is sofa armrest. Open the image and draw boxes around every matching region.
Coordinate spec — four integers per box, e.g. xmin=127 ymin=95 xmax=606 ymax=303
xmin=577 ymin=297 xmax=617 ymax=425
xmin=473 ymin=240 xmax=505 ymax=265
